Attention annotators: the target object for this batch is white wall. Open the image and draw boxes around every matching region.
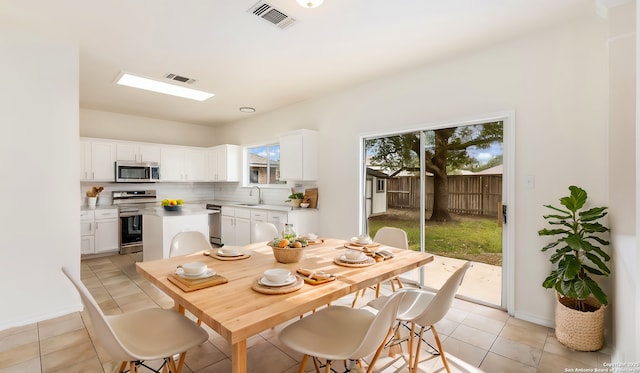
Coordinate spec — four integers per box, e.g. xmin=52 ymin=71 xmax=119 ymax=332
xmin=0 ymin=33 xmax=81 ymax=329
xmin=215 ymin=14 xmax=610 ymax=326
xmin=608 ymin=1 xmax=637 ymax=363
xmin=80 ymin=108 xmax=219 ymax=147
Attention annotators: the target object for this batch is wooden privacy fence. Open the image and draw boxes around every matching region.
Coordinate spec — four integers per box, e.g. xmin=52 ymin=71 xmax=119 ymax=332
xmin=386 ymin=174 xmax=502 ymax=218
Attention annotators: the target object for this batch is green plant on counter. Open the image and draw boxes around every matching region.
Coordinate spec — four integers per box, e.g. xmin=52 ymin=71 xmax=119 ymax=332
xmin=288 ymin=192 xmax=304 ymax=200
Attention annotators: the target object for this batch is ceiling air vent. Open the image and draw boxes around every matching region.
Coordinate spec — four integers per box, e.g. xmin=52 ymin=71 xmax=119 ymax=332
xmin=164 ymin=73 xmax=196 ymax=84
xmin=248 ymin=1 xmax=296 ymax=29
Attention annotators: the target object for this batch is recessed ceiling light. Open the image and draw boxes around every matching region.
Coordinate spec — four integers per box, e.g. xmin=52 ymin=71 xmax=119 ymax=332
xmin=296 ymin=0 xmax=324 ymax=8
xmin=115 ymin=72 xmax=214 ymax=101
xmin=239 ymin=107 xmax=256 ymax=113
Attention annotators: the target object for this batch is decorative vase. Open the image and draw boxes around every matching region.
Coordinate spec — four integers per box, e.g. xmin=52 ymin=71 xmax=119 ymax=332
xmin=87 ymin=196 xmax=97 ymax=209
xmin=554 ymin=294 xmax=605 ymax=351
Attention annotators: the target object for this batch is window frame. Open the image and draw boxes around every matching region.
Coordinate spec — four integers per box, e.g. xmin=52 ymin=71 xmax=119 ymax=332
xmin=246 ymin=142 xmax=284 ymax=186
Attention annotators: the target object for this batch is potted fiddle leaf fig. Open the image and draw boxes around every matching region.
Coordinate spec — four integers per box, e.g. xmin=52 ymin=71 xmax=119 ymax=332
xmin=538 ymin=185 xmax=610 ymax=351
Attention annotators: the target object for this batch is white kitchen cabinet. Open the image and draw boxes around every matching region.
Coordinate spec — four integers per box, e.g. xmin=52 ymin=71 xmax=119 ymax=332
xmin=116 ymin=142 xmax=161 ymax=163
xmin=94 ymin=209 xmax=119 ymax=253
xmin=80 ymin=139 xmax=116 ymax=181
xmin=80 ymin=210 xmax=95 ymax=255
xmin=208 ymin=144 xmax=241 ymax=182
xmin=81 ymin=208 xmax=118 ymax=255
xmin=161 ymin=146 xmax=208 ymax=182
xmin=279 ymin=129 xmax=318 ymax=181
xmin=221 ymin=207 xmax=251 ymax=245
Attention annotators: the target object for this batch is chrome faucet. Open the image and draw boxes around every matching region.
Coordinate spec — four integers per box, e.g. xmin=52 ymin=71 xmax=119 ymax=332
xmin=249 ymin=186 xmax=262 ymax=204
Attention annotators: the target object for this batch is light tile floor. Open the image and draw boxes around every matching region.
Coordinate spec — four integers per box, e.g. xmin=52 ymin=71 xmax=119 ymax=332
xmin=0 ymin=254 xmax=611 ymax=373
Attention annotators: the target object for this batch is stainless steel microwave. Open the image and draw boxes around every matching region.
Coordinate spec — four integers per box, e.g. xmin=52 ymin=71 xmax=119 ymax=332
xmin=115 ymin=161 xmax=160 ymax=183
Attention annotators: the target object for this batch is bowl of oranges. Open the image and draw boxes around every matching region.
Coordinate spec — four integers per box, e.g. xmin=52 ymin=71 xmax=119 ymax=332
xmin=162 ymin=199 xmax=184 ymax=211
xmin=269 ymin=238 xmax=308 ymax=263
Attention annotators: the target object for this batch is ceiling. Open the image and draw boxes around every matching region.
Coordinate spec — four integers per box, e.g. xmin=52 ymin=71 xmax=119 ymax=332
xmin=1 ymin=0 xmax=605 ymax=126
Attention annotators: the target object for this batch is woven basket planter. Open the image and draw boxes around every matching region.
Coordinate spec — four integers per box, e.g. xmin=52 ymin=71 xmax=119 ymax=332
xmin=555 ymin=294 xmax=605 ymax=351
xmin=271 ymin=246 xmax=304 ymax=264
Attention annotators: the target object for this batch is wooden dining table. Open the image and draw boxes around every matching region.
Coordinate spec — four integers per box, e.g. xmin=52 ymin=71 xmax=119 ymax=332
xmin=136 ymin=238 xmax=434 ymax=373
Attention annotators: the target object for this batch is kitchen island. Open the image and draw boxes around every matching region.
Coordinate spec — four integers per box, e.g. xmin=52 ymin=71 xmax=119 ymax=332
xmin=142 ymin=206 xmax=213 ymax=261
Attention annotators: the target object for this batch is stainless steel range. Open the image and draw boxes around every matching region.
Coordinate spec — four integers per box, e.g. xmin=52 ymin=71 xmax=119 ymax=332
xmin=113 ymin=190 xmax=158 ymax=254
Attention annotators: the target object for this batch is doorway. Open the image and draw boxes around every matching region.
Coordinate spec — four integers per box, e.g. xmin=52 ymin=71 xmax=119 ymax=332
xmin=361 ymin=113 xmax=514 ymax=310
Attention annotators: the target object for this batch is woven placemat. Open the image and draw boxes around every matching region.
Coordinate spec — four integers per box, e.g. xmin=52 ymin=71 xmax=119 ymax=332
xmin=333 ymin=256 xmax=376 ymax=268
xmin=168 ymin=273 xmax=228 ymax=292
xmin=251 ymin=276 xmax=304 ymax=294
xmin=206 ymin=250 xmax=252 ymax=261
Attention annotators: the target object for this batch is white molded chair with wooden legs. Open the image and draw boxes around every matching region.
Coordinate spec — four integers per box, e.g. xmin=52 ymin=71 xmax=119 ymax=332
xmin=279 ymin=290 xmax=406 ymax=373
xmin=62 ymin=267 xmax=209 ymax=373
xmin=251 ymin=222 xmax=279 ymax=243
xmin=352 ymin=227 xmax=409 ymax=307
xmin=368 ymin=261 xmax=471 ymax=373
xmin=168 ymin=231 xmax=211 ymax=257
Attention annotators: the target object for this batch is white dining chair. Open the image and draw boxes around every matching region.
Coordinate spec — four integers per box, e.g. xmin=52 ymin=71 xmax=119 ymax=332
xmin=352 ymin=227 xmax=409 ymax=307
xmin=279 ymin=290 xmax=406 ymax=373
xmin=169 ymin=231 xmax=211 ymax=257
xmin=62 ymin=267 xmax=209 ymax=373
xmin=368 ymin=261 xmax=472 ymax=373
xmin=251 ymin=222 xmax=279 ymax=243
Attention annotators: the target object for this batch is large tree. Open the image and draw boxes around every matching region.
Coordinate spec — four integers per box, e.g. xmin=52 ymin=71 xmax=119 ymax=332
xmin=367 ymin=122 xmax=503 ymax=222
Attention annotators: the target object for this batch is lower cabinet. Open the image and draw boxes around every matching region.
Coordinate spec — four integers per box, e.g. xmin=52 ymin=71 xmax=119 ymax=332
xmin=221 ymin=207 xmax=251 ymax=246
xmin=222 ymin=206 xmax=319 ymax=245
xmin=81 ymin=208 xmax=119 ymax=255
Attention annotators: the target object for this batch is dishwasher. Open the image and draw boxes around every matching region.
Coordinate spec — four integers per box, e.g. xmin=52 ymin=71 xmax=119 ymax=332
xmin=206 ymin=204 xmax=222 ymax=245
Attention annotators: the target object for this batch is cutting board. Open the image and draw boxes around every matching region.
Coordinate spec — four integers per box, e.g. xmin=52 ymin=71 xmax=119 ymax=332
xmin=304 ymin=188 xmax=318 ymax=208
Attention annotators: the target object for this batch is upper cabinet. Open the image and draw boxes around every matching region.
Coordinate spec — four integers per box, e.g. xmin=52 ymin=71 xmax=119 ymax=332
xmin=80 ymin=139 xmax=116 ymax=181
xmin=208 ymin=144 xmax=241 ymax=182
xmin=279 ymin=129 xmax=318 ymax=181
xmin=116 ymin=143 xmax=161 ymax=163
xmin=161 ymin=146 xmax=208 ymax=182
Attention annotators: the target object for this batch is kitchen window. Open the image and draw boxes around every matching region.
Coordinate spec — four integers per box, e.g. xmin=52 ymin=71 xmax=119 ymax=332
xmin=248 ymin=143 xmax=284 ymax=185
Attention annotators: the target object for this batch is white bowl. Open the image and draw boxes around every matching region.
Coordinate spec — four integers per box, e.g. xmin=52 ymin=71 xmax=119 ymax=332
xmin=345 ymin=249 xmax=365 ymax=260
xmin=263 ymin=268 xmax=291 ymax=283
xmin=181 ymin=262 xmax=207 ymax=276
xmin=220 ymin=246 xmax=240 ymax=255
xmin=300 ymin=203 xmax=310 ymax=208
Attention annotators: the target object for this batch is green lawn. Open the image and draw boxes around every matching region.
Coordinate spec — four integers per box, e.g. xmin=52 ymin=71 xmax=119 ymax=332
xmin=368 ymin=209 xmax=503 ymax=266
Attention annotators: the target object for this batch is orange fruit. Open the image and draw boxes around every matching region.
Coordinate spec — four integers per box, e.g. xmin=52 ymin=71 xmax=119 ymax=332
xmin=278 ymin=239 xmax=290 ymax=248
xmin=293 ymin=241 xmax=302 ymax=248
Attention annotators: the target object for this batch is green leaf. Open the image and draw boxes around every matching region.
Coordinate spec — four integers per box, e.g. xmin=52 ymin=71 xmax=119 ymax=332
xmin=573 ymin=279 xmax=591 ymax=299
xmin=559 ymin=280 xmax=577 ymax=298
xmin=581 ymin=222 xmax=609 ymax=233
xmin=542 ymin=272 xmax=558 ymax=288
xmin=584 ymin=252 xmax=611 ymax=275
xmin=563 ymin=255 xmax=581 ymax=280
xmin=582 ymin=265 xmax=605 ymax=276
xmin=589 ymin=245 xmax=611 ymax=261
xmin=568 ymin=185 xmax=587 ymax=210
xmin=549 ymin=247 xmax=571 ymax=263
xmin=588 ymin=236 xmax=610 ymax=247
xmin=585 ymin=277 xmax=608 ymax=306
xmin=579 ymin=207 xmax=608 ymax=222
xmin=538 ymin=228 xmax=569 ymax=236
xmin=541 ymin=241 xmax=561 ymax=252
xmin=542 ymin=205 xmax=571 ymax=216
xmin=565 ymin=234 xmax=585 ymax=251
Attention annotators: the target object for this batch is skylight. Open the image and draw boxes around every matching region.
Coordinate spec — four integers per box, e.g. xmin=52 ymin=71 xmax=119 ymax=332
xmin=115 ymin=73 xmax=214 ymax=101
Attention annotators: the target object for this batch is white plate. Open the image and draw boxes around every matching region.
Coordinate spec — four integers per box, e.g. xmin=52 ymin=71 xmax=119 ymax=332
xmin=217 ymin=249 xmax=243 ymax=257
xmin=259 ymin=275 xmax=297 ymax=287
xmin=176 ymin=268 xmax=216 ymax=279
xmin=300 ymin=233 xmax=318 ymax=240
xmin=340 ymin=254 xmax=369 ymax=263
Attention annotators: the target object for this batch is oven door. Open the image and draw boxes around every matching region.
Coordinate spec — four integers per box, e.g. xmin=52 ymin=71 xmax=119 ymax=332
xmin=119 ymin=213 xmax=143 ymax=254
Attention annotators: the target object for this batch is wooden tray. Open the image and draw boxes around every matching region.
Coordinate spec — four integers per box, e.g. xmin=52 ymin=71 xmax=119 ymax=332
xmin=344 ymin=242 xmax=380 ymax=251
xmin=304 ymin=188 xmax=318 ymax=208
xmin=205 ymin=250 xmax=252 ymax=261
xmin=296 ymin=269 xmax=337 ymax=285
xmin=333 ymin=256 xmax=376 ymax=268
xmin=251 ymin=276 xmax=304 ymax=294
xmin=167 ymin=273 xmax=228 ymax=292
xmin=306 ymin=239 xmax=324 ymax=245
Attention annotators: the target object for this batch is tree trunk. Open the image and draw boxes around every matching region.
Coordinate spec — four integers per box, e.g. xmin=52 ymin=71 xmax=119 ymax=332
xmin=429 ymin=129 xmax=453 ymax=222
